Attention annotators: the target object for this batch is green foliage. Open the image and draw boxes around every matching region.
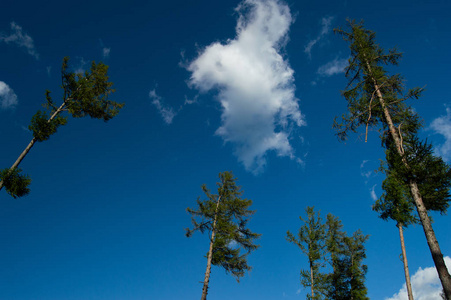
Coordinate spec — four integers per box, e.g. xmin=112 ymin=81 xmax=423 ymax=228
xmin=28 ymin=110 xmax=67 ymax=142
xmin=0 ymin=168 xmax=31 ymax=198
xmin=61 ymin=57 xmax=124 ymax=121
xmin=186 ymin=171 xmax=261 ymax=281
xmin=288 ymin=210 xmax=369 ymax=300
xmin=287 ymin=207 xmax=327 ymax=300
xmin=374 ymin=137 xmax=451 ymax=225
xmin=325 ymin=214 xmax=369 ymax=300
xmin=1 ymin=57 xmax=123 ymax=198
xmin=333 ymin=19 xmax=423 ymax=142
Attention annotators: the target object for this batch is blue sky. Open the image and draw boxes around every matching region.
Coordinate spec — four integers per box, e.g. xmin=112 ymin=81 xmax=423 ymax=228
xmin=1 ymin=0 xmax=451 ymax=299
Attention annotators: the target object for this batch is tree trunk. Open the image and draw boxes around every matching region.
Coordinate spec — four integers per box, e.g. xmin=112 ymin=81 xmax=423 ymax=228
xmin=0 ymin=101 xmax=66 ymax=192
xmin=369 ymin=66 xmax=451 ymax=299
xmin=310 ymin=260 xmax=314 ymax=299
xmin=398 ymin=222 xmax=414 ymax=300
xmin=201 ymin=196 xmax=221 ymax=300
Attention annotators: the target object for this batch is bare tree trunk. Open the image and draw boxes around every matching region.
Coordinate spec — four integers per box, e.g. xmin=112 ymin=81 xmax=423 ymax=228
xmin=398 ymin=222 xmax=414 ymax=300
xmin=368 ymin=65 xmax=451 ymax=299
xmin=0 ymin=101 xmax=66 ymax=192
xmin=201 ymin=196 xmax=221 ymax=300
xmin=310 ymin=261 xmax=314 ymax=299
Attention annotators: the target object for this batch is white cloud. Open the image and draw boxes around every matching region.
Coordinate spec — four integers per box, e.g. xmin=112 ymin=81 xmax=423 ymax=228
xmin=304 ymin=16 xmax=333 ymax=59
xmin=370 ymin=184 xmax=377 ymax=201
xmin=387 ymin=256 xmax=450 ymax=300
xmin=0 ymin=22 xmax=39 ymax=59
xmin=430 ymin=107 xmax=451 ymax=161
xmin=0 ymin=81 xmax=18 ymax=109
xmin=103 ymin=47 xmax=111 ymax=58
xmin=317 ymin=57 xmax=348 ymax=76
xmin=188 ymin=0 xmax=305 ymax=174
xmin=149 ymin=89 xmax=176 ymax=124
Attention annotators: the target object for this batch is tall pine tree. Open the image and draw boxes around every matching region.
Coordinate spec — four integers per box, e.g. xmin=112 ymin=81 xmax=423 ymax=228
xmin=287 ymin=206 xmax=327 ymax=300
xmin=0 ymin=57 xmax=123 ymax=198
xmin=186 ymin=171 xmax=260 ymax=300
xmin=334 ymin=20 xmax=451 ymax=298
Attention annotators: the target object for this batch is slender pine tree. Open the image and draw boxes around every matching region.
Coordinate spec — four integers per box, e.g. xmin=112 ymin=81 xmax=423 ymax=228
xmin=287 ymin=207 xmax=327 ymax=300
xmin=186 ymin=171 xmax=260 ymax=300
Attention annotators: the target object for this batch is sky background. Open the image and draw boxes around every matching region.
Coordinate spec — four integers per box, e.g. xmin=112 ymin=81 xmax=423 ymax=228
xmin=1 ymin=0 xmax=451 ymax=299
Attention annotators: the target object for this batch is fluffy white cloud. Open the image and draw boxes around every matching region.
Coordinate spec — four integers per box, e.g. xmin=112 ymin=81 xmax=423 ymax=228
xmin=304 ymin=16 xmax=334 ymax=59
xmin=0 ymin=81 xmax=18 ymax=109
xmin=317 ymin=57 xmax=348 ymax=76
xmin=0 ymin=22 xmax=39 ymax=59
xmin=188 ymin=0 xmax=305 ymax=174
xmin=430 ymin=107 xmax=451 ymax=161
xmin=149 ymin=89 xmax=176 ymax=125
xmin=387 ymin=256 xmax=451 ymax=300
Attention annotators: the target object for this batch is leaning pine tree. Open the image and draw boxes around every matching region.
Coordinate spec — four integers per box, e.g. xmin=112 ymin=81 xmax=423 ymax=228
xmin=0 ymin=57 xmax=124 ymax=198
xmin=186 ymin=171 xmax=261 ymax=300
xmin=334 ymin=20 xmax=451 ymax=298
xmin=374 ymin=133 xmax=451 ymax=300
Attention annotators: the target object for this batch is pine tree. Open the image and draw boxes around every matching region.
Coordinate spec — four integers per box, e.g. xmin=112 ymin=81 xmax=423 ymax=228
xmin=334 ymin=20 xmax=451 ymax=298
xmin=286 ymin=206 xmax=327 ymax=300
xmin=186 ymin=171 xmax=261 ymax=300
xmin=0 ymin=57 xmax=123 ymax=198
xmin=324 ymin=214 xmax=369 ymax=300
xmin=375 ymin=136 xmax=451 ymax=300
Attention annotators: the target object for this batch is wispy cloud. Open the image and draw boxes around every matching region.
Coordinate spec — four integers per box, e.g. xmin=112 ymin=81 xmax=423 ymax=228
xmin=370 ymin=184 xmax=377 ymax=201
xmin=317 ymin=57 xmax=348 ymax=76
xmin=0 ymin=81 xmax=18 ymax=110
xmin=74 ymin=57 xmax=88 ymax=74
xmin=188 ymin=0 xmax=305 ymax=174
xmin=386 ymin=256 xmax=451 ymax=300
xmin=103 ymin=47 xmax=111 ymax=58
xmin=0 ymin=22 xmax=39 ymax=59
xmin=360 ymin=159 xmax=373 ymax=179
xmin=430 ymin=107 xmax=451 ymax=161
xmin=304 ymin=16 xmax=334 ymax=59
xmin=184 ymin=95 xmax=198 ymax=105
xmin=149 ymin=88 xmax=177 ymax=125
xmin=360 ymin=160 xmax=369 ymax=169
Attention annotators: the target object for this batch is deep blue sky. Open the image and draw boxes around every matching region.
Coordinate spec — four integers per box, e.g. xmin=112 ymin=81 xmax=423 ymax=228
xmin=1 ymin=0 xmax=451 ymax=299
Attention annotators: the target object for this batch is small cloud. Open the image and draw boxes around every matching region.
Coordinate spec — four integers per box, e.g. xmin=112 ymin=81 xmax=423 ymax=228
xmin=103 ymin=47 xmax=111 ymax=58
xmin=360 ymin=160 xmax=373 ymax=179
xmin=0 ymin=22 xmax=39 ymax=59
xmin=386 ymin=256 xmax=451 ymax=300
xmin=74 ymin=57 xmax=88 ymax=74
xmin=296 ymin=288 xmax=301 ymax=295
xmin=149 ymin=88 xmax=176 ymax=124
xmin=317 ymin=57 xmax=348 ymax=77
xmin=430 ymin=107 xmax=451 ymax=161
xmin=0 ymin=81 xmax=18 ymax=109
xmin=370 ymin=184 xmax=377 ymax=201
xmin=46 ymin=66 xmax=51 ymax=77
xmin=184 ymin=95 xmax=198 ymax=105
xmin=304 ymin=16 xmax=334 ymax=59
